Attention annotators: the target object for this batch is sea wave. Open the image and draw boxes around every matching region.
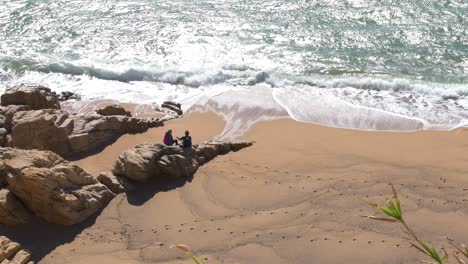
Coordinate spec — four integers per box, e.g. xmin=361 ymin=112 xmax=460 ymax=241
xmin=1 ymin=57 xmax=468 ymax=133
xmin=2 ymin=57 xmax=468 ymax=100
xmin=0 ymin=57 xmax=270 ymax=88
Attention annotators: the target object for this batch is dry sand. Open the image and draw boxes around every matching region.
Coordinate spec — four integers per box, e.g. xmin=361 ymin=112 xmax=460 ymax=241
xmin=34 ymin=112 xmax=468 ymax=264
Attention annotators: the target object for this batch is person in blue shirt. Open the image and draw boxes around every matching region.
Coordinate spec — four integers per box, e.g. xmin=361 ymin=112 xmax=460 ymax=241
xmin=177 ymin=130 xmax=192 ymax=148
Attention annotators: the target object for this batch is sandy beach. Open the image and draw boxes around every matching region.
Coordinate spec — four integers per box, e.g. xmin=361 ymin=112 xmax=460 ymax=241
xmin=23 ymin=111 xmax=468 ymax=264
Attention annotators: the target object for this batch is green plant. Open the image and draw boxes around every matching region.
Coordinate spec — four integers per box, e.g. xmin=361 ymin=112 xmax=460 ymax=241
xmin=363 ymin=184 xmax=467 ymax=264
xmin=175 ymin=244 xmax=206 ymax=264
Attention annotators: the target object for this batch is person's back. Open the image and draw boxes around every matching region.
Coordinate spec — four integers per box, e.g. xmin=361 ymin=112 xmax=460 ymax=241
xmin=179 ymin=130 xmax=192 ymax=148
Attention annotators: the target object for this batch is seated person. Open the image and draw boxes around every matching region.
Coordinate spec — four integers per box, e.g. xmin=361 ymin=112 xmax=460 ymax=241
xmin=177 ymin=130 xmax=192 ymax=149
xmin=163 ymin=129 xmax=178 ymax=146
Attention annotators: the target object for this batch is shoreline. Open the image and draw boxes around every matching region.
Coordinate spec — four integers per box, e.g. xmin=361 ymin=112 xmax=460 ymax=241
xmin=35 ymin=109 xmax=468 ymax=264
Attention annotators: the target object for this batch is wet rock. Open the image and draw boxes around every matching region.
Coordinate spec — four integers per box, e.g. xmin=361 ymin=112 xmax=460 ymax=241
xmin=0 ymin=147 xmax=115 ymax=225
xmin=58 ymin=91 xmax=81 ymax=102
xmin=0 ymin=85 xmax=60 ymax=110
xmin=161 ymin=101 xmax=183 ymax=116
xmin=0 ymin=189 xmax=32 ymax=226
xmin=113 ymin=141 xmax=253 ymax=182
xmin=96 ymin=104 xmax=131 ymax=117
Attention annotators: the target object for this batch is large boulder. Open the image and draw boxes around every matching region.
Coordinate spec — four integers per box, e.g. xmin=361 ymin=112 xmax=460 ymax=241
xmin=96 ymin=104 xmax=131 ymax=117
xmin=1 ymin=85 xmax=60 ymax=110
xmin=0 ymin=189 xmax=32 ymax=226
xmin=113 ymin=141 xmax=253 ymax=182
xmin=6 ymin=110 xmax=164 ymax=156
xmin=0 ymin=148 xmax=115 ymax=225
xmin=8 ymin=110 xmax=72 ymax=155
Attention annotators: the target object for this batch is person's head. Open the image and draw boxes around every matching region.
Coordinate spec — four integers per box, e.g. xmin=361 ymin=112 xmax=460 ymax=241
xmin=185 ymin=130 xmax=190 ymax=136
xmin=167 ymin=129 xmax=172 ymax=134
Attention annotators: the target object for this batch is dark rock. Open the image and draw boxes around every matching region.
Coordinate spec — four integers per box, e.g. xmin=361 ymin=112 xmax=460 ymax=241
xmin=161 ymin=101 xmax=183 ymax=116
xmin=96 ymin=104 xmax=132 ymax=117
xmin=58 ymin=91 xmax=81 ymax=102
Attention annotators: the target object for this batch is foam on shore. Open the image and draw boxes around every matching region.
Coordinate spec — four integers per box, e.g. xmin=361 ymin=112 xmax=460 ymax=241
xmin=2 ymin=69 xmax=468 ymax=136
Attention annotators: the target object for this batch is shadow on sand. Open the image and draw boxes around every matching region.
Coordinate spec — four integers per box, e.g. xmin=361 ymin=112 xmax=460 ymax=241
xmin=0 ymin=174 xmax=193 ymax=262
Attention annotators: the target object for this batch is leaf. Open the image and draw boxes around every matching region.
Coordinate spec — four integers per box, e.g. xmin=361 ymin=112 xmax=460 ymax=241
xmin=360 ymin=215 xmax=398 ymax=222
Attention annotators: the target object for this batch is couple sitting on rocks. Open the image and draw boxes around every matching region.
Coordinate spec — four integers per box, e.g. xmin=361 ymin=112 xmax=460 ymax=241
xmin=163 ymin=129 xmax=192 ymax=148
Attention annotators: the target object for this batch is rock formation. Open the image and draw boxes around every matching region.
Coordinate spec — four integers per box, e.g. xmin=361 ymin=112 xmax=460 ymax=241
xmin=0 ymin=90 xmax=164 ymax=155
xmin=161 ymin=101 xmax=183 ymax=116
xmin=113 ymin=141 xmax=254 ymax=182
xmin=0 ymin=189 xmax=31 ymax=226
xmin=0 ymin=147 xmax=115 ymax=225
xmin=0 ymin=236 xmax=33 ymax=264
xmin=0 ymin=85 xmax=60 ymax=110
xmin=96 ymin=172 xmax=127 ymax=194
xmin=96 ymin=104 xmax=131 ymax=117
xmin=57 ymin=91 xmax=81 ymax=102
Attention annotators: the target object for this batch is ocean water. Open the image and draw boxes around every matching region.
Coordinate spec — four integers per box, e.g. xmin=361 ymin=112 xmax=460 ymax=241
xmin=1 ymin=0 xmax=467 ymax=131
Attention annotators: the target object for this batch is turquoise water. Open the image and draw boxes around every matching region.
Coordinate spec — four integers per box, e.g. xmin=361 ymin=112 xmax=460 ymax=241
xmin=1 ymin=0 xmax=468 ymax=130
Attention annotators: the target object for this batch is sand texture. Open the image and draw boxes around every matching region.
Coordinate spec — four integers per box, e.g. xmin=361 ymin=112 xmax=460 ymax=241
xmin=5 ymin=112 xmax=468 ymax=264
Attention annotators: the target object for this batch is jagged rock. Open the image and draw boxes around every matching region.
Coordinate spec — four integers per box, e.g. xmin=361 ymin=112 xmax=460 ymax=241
xmin=113 ymin=141 xmax=253 ymax=182
xmin=96 ymin=104 xmax=131 ymax=117
xmin=0 ymin=85 xmax=60 ymax=110
xmin=112 ymin=144 xmax=167 ymax=182
xmin=0 ymin=237 xmax=20 ymax=262
xmin=0 ymin=105 xmax=30 ymax=132
xmin=8 ymin=249 xmax=31 ymax=264
xmin=7 ymin=110 xmax=164 ymax=156
xmin=161 ymin=101 xmax=183 ymax=116
xmin=0 ymin=237 xmax=33 ymax=264
xmin=58 ymin=91 xmax=81 ymax=102
xmin=0 ymin=128 xmax=6 ymax=147
xmin=97 ymin=172 xmax=125 ymax=194
xmin=0 ymin=148 xmax=115 ymax=225
xmin=0 ymin=189 xmax=31 ymax=226
xmin=8 ymin=110 xmax=72 ymax=155
xmin=157 ymin=153 xmax=199 ymax=178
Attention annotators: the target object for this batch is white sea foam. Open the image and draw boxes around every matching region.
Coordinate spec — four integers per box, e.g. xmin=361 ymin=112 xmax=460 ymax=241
xmin=1 ymin=67 xmax=468 ymax=136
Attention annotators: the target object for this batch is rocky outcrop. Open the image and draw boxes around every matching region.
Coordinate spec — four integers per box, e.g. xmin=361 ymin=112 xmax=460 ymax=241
xmin=0 ymin=147 xmax=115 ymax=225
xmin=0 ymin=189 xmax=31 ymax=226
xmin=97 ymin=172 xmax=126 ymax=194
xmin=161 ymin=101 xmax=183 ymax=116
xmin=0 ymin=236 xmax=33 ymax=264
xmin=6 ymin=109 xmax=163 ymax=156
xmin=58 ymin=91 xmax=81 ymax=102
xmin=0 ymin=105 xmax=31 ymax=147
xmin=96 ymin=104 xmax=131 ymax=117
xmin=0 ymin=86 xmax=168 ymax=155
xmin=0 ymin=85 xmax=60 ymax=110
xmin=113 ymin=141 xmax=254 ymax=182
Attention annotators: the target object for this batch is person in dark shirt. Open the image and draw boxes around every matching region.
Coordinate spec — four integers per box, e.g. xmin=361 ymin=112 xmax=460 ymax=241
xmin=163 ymin=129 xmax=178 ymax=146
xmin=177 ymin=130 xmax=192 ymax=148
